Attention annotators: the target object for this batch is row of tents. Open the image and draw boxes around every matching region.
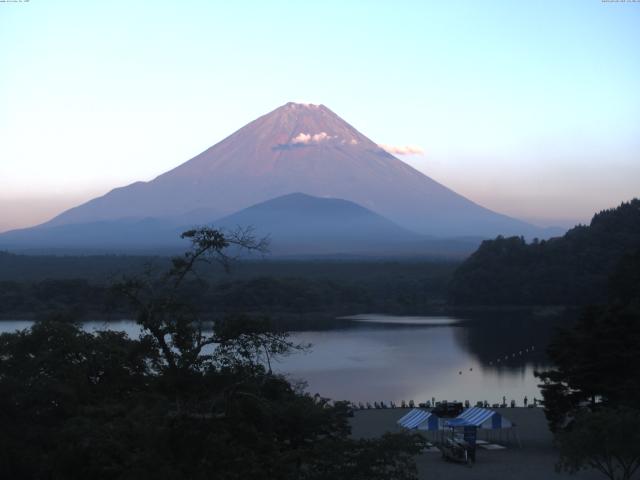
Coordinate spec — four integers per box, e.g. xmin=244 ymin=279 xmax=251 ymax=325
xmin=397 ymin=407 xmax=520 ymax=446
xmin=398 ymin=406 xmax=513 ymax=431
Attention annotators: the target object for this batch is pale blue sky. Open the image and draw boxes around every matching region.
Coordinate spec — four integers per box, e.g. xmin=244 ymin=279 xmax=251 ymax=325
xmin=1 ymin=0 xmax=639 ymax=231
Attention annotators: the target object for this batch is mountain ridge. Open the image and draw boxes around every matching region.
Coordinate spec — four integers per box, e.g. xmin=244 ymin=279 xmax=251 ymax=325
xmin=38 ymin=102 xmax=544 ymax=238
xmin=214 ymin=192 xmax=422 ymax=255
xmin=0 ymin=193 xmax=482 ymax=257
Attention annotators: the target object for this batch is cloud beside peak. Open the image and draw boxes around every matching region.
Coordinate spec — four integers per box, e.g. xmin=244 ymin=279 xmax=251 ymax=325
xmin=379 ymin=144 xmax=424 ymax=155
xmin=292 ymin=132 xmax=332 ymax=144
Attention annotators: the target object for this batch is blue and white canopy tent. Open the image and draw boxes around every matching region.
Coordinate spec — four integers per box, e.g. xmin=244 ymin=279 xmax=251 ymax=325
xmin=397 ymin=408 xmax=446 ymax=443
xmin=445 ymin=407 xmax=513 ymax=429
xmin=445 ymin=407 xmax=520 ymax=447
xmin=397 ymin=408 xmax=441 ymax=431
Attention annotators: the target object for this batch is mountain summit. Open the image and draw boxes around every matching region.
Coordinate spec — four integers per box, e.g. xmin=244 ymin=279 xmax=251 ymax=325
xmin=38 ymin=102 xmax=536 ymax=237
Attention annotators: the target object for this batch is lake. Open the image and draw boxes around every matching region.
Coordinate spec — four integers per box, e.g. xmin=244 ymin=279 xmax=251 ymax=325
xmin=0 ymin=312 xmax=563 ymax=405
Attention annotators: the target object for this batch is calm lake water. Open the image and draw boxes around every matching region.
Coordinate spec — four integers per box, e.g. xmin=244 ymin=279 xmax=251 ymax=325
xmin=0 ymin=312 xmax=562 ymax=405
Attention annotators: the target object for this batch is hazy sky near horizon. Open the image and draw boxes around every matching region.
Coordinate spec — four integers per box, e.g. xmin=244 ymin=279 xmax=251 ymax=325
xmin=1 ymin=0 xmax=639 ymax=232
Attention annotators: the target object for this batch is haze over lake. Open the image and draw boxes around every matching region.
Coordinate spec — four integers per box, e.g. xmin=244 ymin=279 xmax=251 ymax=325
xmin=1 ymin=312 xmax=556 ymax=405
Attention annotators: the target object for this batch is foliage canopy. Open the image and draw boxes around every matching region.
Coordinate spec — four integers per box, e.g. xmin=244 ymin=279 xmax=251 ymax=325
xmin=0 ymin=228 xmax=424 ymax=479
xmin=450 ymin=199 xmax=640 ymax=306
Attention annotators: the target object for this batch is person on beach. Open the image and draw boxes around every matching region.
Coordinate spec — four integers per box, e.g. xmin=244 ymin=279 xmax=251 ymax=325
xmin=524 ymin=396 xmax=528 ymax=407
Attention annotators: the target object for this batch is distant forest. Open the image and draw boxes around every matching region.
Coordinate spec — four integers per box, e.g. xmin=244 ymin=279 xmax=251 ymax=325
xmin=0 ymin=256 xmax=456 ymax=323
xmin=2 ymin=199 xmax=638 ymax=319
xmin=449 ymin=199 xmax=640 ymax=306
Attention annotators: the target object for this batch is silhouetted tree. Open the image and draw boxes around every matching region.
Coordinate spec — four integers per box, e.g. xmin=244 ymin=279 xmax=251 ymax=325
xmin=556 ymin=407 xmax=640 ymax=480
xmin=449 ymin=199 xmax=640 ymax=306
xmin=536 ymin=246 xmax=640 ymax=479
xmin=536 ymin=247 xmax=640 ymax=432
xmin=0 ymin=228 xmax=425 ymax=479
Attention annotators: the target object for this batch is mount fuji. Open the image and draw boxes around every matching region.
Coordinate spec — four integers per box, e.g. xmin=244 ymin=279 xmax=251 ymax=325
xmin=0 ymin=102 xmax=553 ymax=254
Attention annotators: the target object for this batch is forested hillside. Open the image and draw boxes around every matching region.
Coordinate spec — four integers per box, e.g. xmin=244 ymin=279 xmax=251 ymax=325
xmin=0 ymin=256 xmax=456 ymax=321
xmin=449 ymin=199 xmax=640 ymax=306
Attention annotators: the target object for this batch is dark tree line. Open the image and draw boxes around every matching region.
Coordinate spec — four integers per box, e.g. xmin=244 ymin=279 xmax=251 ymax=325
xmin=0 ymin=228 xmax=425 ymax=480
xmin=0 ymin=268 xmax=452 ymax=320
xmin=536 ymin=249 xmax=640 ymax=480
xmin=449 ymin=199 xmax=640 ymax=306
xmin=446 ymin=199 xmax=640 ymax=478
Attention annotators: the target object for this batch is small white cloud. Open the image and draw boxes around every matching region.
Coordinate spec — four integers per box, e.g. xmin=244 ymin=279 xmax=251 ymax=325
xmin=292 ymin=133 xmax=311 ymax=144
xmin=291 ymin=131 xmax=332 ymax=145
xmin=312 ymin=132 xmax=330 ymax=142
xmin=378 ymin=144 xmax=424 ymax=155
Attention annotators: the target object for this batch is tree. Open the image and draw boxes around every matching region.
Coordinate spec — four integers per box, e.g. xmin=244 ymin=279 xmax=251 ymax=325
xmin=113 ymin=227 xmax=269 ymax=375
xmin=556 ymin=407 xmax=640 ymax=480
xmin=213 ymin=314 xmax=307 ymax=374
xmin=449 ymin=198 xmax=640 ymax=306
xmin=536 ymin=305 xmax=640 ymax=432
xmin=0 ymin=227 xmax=425 ymax=479
xmin=0 ymin=316 xmax=157 ymax=479
xmin=536 ymin=247 xmax=640 ymax=479
xmin=536 ymin=248 xmax=640 ymax=432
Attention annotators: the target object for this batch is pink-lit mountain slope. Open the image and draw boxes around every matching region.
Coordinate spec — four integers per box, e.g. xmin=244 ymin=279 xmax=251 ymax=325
xmin=40 ymin=102 xmax=542 ymax=237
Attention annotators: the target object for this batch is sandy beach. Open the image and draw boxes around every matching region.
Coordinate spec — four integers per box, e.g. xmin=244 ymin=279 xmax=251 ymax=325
xmin=350 ymin=407 xmax=603 ymax=479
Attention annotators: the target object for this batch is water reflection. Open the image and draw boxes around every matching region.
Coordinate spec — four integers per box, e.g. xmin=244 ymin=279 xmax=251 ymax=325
xmin=279 ymin=320 xmax=552 ymax=404
xmin=451 ymin=312 xmax=558 ymax=372
xmin=0 ymin=311 xmax=571 ymax=404
xmin=340 ymin=314 xmax=460 ymax=326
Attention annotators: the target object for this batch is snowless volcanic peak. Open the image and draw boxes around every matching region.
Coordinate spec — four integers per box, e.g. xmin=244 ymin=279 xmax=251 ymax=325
xmin=247 ymin=101 xmax=367 ymax=149
xmin=157 ymin=101 xmax=378 ymax=181
xmin=42 ymin=101 xmax=538 ymax=237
